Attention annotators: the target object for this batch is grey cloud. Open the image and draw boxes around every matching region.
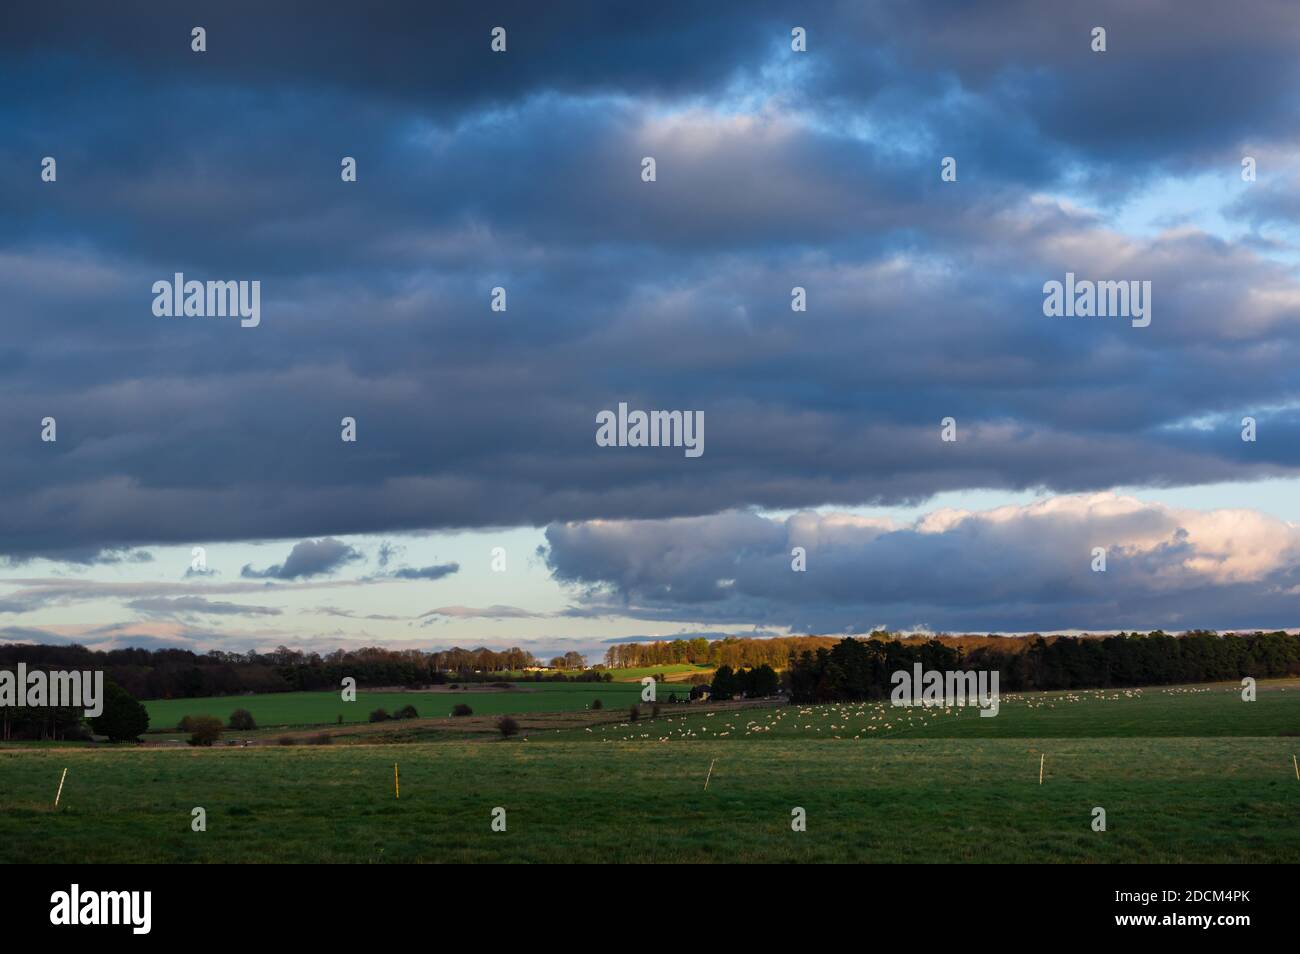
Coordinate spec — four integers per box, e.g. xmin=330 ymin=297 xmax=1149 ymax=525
xmin=387 ymin=562 xmax=460 ymax=581
xmin=313 ymin=606 xmax=405 ymax=621
xmin=545 ymin=498 xmax=1300 ymax=633
xmin=241 ymin=538 xmax=363 ymax=580
xmin=2 ymin=2 xmax=1300 ymax=562
xmin=126 ymin=596 xmax=283 ymax=617
xmin=420 ymin=605 xmax=544 ymax=620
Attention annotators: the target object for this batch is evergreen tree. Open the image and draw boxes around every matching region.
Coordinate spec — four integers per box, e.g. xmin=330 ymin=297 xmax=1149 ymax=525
xmin=88 ymin=681 xmax=149 ymax=742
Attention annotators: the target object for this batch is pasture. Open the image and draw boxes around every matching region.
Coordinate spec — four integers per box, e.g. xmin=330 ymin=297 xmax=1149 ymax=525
xmin=578 ymin=682 xmax=1300 ymax=742
xmin=2 ymin=679 xmax=1297 ymax=863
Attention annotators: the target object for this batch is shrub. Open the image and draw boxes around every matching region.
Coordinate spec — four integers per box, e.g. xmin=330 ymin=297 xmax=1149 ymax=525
xmin=629 ymin=705 xmax=640 ymax=722
xmin=228 ymin=708 xmax=256 ymax=731
xmin=186 ymin=715 xmax=223 ymax=747
xmin=64 ymin=722 xmax=94 ymax=742
xmin=591 ymin=698 xmax=603 ymax=710
xmin=394 ymin=704 xmax=419 ymax=720
xmin=451 ymin=703 xmax=473 ymax=717
xmin=369 ymin=708 xmax=390 ymax=723
xmin=651 ymin=703 xmax=661 ymax=718
xmin=277 ymin=735 xmax=295 ymax=746
xmin=497 ymin=716 xmax=520 ymax=738
xmin=177 ymin=715 xmax=195 ymax=733
xmin=87 ymin=682 xmax=150 ymax=742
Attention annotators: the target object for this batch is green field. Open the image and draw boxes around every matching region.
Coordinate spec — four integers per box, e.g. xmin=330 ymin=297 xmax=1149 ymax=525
xmin=604 ymin=664 xmax=713 ymax=682
xmin=581 ymin=684 xmax=1300 ymax=742
xmin=3 ymin=679 xmax=1298 ymax=863
xmin=141 ymin=682 xmax=654 ymax=730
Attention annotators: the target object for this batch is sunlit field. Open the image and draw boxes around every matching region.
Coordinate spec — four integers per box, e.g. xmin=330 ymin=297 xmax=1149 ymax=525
xmin=2 ymin=680 xmax=1297 ymax=863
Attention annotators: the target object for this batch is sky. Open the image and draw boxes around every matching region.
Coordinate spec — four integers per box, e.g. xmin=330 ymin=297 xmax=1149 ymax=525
xmin=4 ymin=1 xmax=1300 ymax=660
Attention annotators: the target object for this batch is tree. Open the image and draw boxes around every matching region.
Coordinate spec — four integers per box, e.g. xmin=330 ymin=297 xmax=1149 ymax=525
xmin=89 ymin=681 xmax=150 ymax=742
xmin=186 ymin=715 xmax=223 ymax=746
xmin=711 ymin=665 xmax=737 ymax=700
xmin=228 ymin=708 xmax=256 ymax=731
xmin=748 ymin=664 xmax=780 ymax=697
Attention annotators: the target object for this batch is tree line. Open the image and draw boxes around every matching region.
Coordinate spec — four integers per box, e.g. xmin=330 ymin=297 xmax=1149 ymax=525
xmin=1 ymin=681 xmax=147 ymax=742
xmin=0 ymin=643 xmax=579 ymax=702
xmin=605 ymin=635 xmax=842 ymax=670
xmin=786 ymin=630 xmax=1300 ymax=703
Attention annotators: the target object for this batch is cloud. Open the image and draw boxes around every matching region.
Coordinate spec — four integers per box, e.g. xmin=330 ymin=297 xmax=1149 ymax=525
xmin=2 ymin=546 xmax=154 ymax=567
xmin=597 ymin=630 xmax=779 ymax=644
xmin=313 ymin=606 xmax=405 ymax=621
xmin=544 ymin=495 xmax=1300 ymax=632
xmin=241 ymin=539 xmax=363 ymax=580
xmin=376 ymin=541 xmax=403 ymax=568
xmin=420 ymin=605 xmax=545 ymax=620
xmin=1 ymin=0 xmax=1300 ymax=569
xmin=126 ymin=596 xmax=283 ymax=618
xmin=0 ymin=576 xmax=376 ymax=619
xmin=386 ymin=562 xmax=460 ymax=581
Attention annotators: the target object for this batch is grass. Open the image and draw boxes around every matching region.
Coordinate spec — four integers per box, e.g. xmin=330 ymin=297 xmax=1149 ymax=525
xmin=578 ymin=682 xmax=1300 ymax=742
xmin=2 ymin=679 xmax=1297 ymax=863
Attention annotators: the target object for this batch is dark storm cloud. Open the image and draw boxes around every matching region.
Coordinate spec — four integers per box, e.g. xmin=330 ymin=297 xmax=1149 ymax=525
xmin=801 ymin=0 xmax=1300 ymax=181
xmin=0 ymin=1 xmax=784 ymax=118
xmin=2 ymin=1 xmax=1300 ymax=559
